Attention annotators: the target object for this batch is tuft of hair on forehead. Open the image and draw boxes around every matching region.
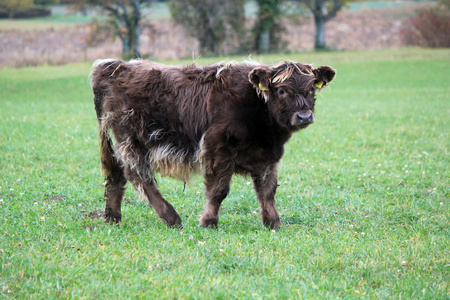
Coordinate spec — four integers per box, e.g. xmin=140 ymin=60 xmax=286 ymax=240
xmin=271 ymin=61 xmax=314 ymax=84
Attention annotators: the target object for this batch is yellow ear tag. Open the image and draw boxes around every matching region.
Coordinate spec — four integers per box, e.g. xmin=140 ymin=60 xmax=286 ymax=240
xmin=258 ymin=83 xmax=269 ymax=91
xmin=314 ymin=81 xmax=324 ymax=89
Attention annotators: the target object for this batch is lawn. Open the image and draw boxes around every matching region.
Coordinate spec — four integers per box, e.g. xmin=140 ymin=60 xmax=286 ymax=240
xmin=0 ymin=48 xmax=449 ymax=298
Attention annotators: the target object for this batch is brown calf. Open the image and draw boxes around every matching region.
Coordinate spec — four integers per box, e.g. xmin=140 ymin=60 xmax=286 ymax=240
xmin=91 ymin=59 xmax=335 ymax=229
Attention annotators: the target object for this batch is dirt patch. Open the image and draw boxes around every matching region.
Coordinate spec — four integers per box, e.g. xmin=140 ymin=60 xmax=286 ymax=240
xmin=44 ymin=194 xmax=66 ymax=202
xmin=83 ymin=209 xmax=105 ymax=220
xmin=0 ymin=4 xmax=428 ymax=68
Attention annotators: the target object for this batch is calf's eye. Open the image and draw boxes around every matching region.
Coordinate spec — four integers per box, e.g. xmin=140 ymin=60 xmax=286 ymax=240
xmin=277 ymin=88 xmax=285 ymax=96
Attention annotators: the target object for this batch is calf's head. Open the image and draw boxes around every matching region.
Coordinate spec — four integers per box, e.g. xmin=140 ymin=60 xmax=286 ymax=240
xmin=249 ymin=62 xmax=335 ymax=131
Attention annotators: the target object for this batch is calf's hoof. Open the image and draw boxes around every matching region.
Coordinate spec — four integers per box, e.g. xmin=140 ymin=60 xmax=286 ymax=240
xmin=105 ymin=207 xmax=122 ymax=224
xmin=200 ymin=215 xmax=219 ymax=229
xmin=160 ymin=210 xmax=183 ymax=228
xmin=163 ymin=218 xmax=184 ymax=229
xmin=262 ymin=217 xmax=281 ymax=230
xmin=105 ymin=214 xmax=122 ymax=224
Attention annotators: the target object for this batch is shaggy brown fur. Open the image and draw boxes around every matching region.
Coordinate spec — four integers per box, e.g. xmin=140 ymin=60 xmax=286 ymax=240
xmin=91 ymin=59 xmax=335 ymax=229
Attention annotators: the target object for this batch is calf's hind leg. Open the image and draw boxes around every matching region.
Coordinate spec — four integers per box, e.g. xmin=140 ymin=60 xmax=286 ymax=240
xmin=104 ymin=156 xmax=127 ymax=224
xmin=127 ymin=170 xmax=183 ymax=227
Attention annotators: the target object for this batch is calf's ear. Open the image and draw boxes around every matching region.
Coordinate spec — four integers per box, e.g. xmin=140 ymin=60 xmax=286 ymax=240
xmin=249 ymin=67 xmax=272 ymax=93
xmin=313 ymin=66 xmax=336 ymax=89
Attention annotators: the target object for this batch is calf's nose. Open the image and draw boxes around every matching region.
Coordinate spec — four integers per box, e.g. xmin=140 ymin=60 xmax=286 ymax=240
xmin=297 ymin=112 xmax=313 ymax=124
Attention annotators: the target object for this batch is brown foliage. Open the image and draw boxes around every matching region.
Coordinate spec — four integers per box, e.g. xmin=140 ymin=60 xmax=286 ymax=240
xmin=400 ymin=5 xmax=450 ymax=48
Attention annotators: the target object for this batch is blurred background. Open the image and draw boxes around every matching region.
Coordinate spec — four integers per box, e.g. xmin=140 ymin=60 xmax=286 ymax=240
xmin=0 ymin=0 xmax=449 ymax=68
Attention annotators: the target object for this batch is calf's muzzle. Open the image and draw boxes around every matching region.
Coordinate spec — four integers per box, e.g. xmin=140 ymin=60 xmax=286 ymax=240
xmin=296 ymin=110 xmax=314 ymax=125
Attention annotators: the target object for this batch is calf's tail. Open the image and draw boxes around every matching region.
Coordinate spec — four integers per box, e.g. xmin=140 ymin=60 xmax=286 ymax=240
xmin=91 ymin=59 xmax=122 ymax=177
xmin=93 ymin=89 xmax=117 ymax=178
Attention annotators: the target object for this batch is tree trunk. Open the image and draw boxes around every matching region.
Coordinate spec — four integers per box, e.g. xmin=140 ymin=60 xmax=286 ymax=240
xmin=122 ymin=32 xmax=140 ymax=58
xmin=314 ymin=13 xmax=326 ymax=50
xmin=135 ymin=24 xmax=141 ymax=56
xmin=130 ymin=0 xmax=141 ymax=58
xmin=128 ymin=23 xmax=140 ymax=58
xmin=99 ymin=0 xmax=142 ymax=59
xmin=311 ymin=0 xmax=342 ymax=51
xmin=259 ymin=29 xmax=271 ymax=54
xmin=120 ymin=0 xmax=141 ymax=59
xmin=199 ymin=36 xmax=210 ymax=56
xmin=121 ymin=32 xmax=131 ymax=57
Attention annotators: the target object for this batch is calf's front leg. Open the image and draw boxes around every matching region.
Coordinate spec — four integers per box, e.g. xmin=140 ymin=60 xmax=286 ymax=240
xmin=200 ymin=162 xmax=233 ymax=229
xmin=252 ymin=164 xmax=281 ymax=229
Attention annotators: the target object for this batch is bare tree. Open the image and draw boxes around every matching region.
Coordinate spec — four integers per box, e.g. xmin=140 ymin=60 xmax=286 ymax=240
xmin=168 ymin=0 xmax=245 ymax=56
xmin=76 ymin=0 xmax=149 ymax=58
xmin=298 ymin=0 xmax=344 ymax=50
xmin=253 ymin=0 xmax=285 ymax=54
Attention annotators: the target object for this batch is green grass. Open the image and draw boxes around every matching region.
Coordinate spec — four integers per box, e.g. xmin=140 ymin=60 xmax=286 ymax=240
xmin=0 ymin=48 xmax=449 ymax=298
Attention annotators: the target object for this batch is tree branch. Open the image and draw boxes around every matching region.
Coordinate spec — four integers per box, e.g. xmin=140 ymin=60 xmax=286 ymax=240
xmin=324 ymin=0 xmax=342 ymax=21
xmin=303 ymin=0 xmax=315 ymax=13
xmin=90 ymin=0 xmax=122 ymax=21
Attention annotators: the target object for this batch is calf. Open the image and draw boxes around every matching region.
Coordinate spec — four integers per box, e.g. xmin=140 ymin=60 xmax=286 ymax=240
xmin=91 ymin=59 xmax=335 ymax=229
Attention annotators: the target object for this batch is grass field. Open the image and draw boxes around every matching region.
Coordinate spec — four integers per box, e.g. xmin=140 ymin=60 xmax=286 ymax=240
xmin=0 ymin=48 xmax=449 ymax=298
